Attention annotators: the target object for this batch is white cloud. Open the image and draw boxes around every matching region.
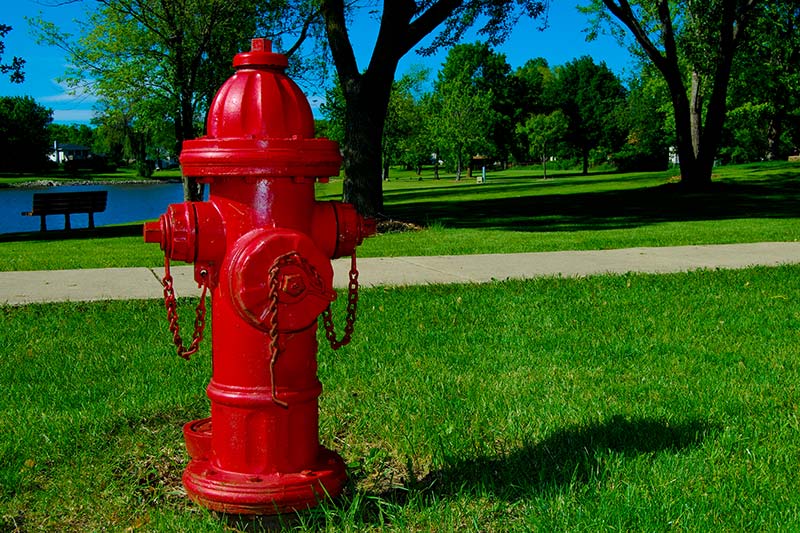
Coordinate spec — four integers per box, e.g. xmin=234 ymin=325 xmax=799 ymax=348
xmin=40 ymin=80 xmax=98 ymax=104
xmin=52 ymin=108 xmax=97 ymax=124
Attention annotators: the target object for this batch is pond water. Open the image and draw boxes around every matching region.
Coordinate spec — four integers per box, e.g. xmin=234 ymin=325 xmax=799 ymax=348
xmin=0 ymin=182 xmax=188 ymax=234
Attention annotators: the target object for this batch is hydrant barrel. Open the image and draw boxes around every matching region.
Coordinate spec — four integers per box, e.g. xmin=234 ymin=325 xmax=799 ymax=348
xmin=143 ymin=38 xmax=372 ymax=515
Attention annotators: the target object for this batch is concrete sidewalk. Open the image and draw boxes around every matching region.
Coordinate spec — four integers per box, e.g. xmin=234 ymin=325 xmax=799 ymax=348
xmin=2 ymin=242 xmax=800 ymax=305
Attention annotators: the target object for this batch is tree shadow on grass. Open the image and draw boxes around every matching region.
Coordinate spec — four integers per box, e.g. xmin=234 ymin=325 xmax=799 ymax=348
xmin=386 ymin=174 xmax=800 ymax=232
xmin=0 ymin=223 xmax=143 ymax=242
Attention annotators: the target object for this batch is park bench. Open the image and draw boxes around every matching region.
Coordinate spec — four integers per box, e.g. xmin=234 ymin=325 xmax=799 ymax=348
xmin=21 ymin=191 xmax=108 ymax=232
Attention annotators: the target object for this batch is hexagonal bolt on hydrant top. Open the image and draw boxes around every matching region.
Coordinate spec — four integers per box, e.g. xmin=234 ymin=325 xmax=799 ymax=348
xmin=143 ymin=38 xmax=374 ymax=515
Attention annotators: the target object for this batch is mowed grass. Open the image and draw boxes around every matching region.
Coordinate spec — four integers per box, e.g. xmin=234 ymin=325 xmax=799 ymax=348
xmin=2 ymin=265 xmax=799 ymax=530
xmin=1 ymin=162 xmax=798 ymax=271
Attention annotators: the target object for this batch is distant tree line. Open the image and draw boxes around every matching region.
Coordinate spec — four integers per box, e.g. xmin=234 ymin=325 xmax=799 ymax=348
xmin=322 ymin=38 xmax=799 ymax=180
xmin=4 ymin=0 xmax=797 ymax=204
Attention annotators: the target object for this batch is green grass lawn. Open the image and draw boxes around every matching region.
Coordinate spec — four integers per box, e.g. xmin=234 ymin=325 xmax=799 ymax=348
xmin=1 ymin=162 xmax=799 ymax=530
xmin=2 ymin=266 xmax=799 ymax=530
xmin=1 ymin=162 xmax=798 ymax=270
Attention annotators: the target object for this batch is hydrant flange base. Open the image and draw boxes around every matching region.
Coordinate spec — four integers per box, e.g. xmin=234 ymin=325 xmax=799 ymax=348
xmin=182 ymin=448 xmax=346 ymax=515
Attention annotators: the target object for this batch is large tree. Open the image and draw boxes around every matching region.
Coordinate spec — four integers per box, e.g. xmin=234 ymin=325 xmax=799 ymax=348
xmin=517 ymin=110 xmax=568 ymax=178
xmin=381 ymin=69 xmax=429 ymax=180
xmin=723 ymin=1 xmax=800 ymax=161
xmin=320 ymin=0 xmax=548 ymax=217
xmin=34 ymin=0 xmax=320 ymax=198
xmin=613 ymin=62 xmax=670 ymax=171
xmin=0 ymin=24 xmax=24 ymax=83
xmin=437 ymin=42 xmax=516 ymax=165
xmin=553 ymin=56 xmax=627 ymax=174
xmin=584 ymin=0 xmax=759 ymax=188
xmin=430 ymin=77 xmax=496 ymax=180
xmin=0 ymin=96 xmax=53 ymax=172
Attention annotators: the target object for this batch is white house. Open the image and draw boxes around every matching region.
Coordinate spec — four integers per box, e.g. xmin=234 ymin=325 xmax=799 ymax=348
xmin=49 ymin=142 xmax=91 ymax=164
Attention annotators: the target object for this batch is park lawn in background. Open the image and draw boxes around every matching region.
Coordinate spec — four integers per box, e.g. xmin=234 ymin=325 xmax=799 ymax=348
xmin=1 ymin=265 xmax=799 ymax=530
xmin=0 ymin=235 xmax=167 ymax=271
xmin=0 ymin=161 xmax=798 ymax=270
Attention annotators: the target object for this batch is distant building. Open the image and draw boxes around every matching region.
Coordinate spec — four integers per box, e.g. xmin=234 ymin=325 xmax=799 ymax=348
xmin=49 ymin=142 xmax=91 ymax=164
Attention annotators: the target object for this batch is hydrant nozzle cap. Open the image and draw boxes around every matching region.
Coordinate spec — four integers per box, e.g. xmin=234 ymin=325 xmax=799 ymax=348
xmin=233 ymin=38 xmax=289 ymax=69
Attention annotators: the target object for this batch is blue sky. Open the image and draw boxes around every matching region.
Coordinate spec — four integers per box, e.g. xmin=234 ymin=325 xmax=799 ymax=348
xmin=0 ymin=1 xmax=634 ymax=125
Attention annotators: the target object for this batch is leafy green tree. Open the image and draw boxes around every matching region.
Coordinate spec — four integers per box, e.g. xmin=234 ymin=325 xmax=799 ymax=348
xmin=517 ymin=110 xmax=568 ymax=178
xmin=613 ymin=63 xmax=670 ymax=171
xmin=0 ymin=24 xmax=24 ymax=83
xmin=320 ymin=80 xmax=346 ymax=146
xmin=429 ymin=78 xmax=496 ymax=180
xmin=322 ymin=70 xmax=430 ymax=179
xmin=513 ymin=58 xmax=554 ymax=117
xmin=510 ymin=58 xmax=557 ymax=161
xmin=437 ymin=42 xmax=516 ymax=165
xmin=33 ymin=1 xmax=320 ymax=195
xmin=91 ymin=111 xmax=130 ymax=166
xmin=553 ymin=56 xmax=627 ymax=174
xmin=720 ymin=102 xmax=772 ymax=163
xmin=584 ymin=0 xmax=760 ymax=188
xmin=382 ymin=69 xmax=429 ymax=180
xmin=723 ymin=1 xmax=800 ymax=161
xmin=320 ymin=0 xmax=548 ymax=217
xmin=0 ymin=96 xmax=53 ymax=171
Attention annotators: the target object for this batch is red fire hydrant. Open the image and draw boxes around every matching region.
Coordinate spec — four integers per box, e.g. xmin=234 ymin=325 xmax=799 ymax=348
xmin=143 ymin=39 xmax=373 ymax=514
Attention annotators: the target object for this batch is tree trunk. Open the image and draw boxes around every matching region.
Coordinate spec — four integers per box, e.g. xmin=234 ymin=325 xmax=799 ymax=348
xmin=689 ymin=70 xmax=702 ymax=158
xmin=178 ymin=94 xmax=204 ymax=202
xmin=340 ymin=73 xmax=392 ymax=217
xmin=582 ymin=145 xmax=589 ymax=175
xmin=542 ymin=144 xmax=548 ymax=179
xmin=767 ymin=114 xmax=783 ymax=161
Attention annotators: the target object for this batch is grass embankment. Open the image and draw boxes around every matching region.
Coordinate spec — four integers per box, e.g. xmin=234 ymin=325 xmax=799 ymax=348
xmin=2 ymin=266 xmax=799 ymax=530
xmin=0 ymin=162 xmax=798 ymax=271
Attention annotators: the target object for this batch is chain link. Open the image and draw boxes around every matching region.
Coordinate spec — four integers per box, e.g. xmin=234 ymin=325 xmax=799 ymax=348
xmin=321 ymin=252 xmax=360 ymax=350
xmin=161 ymin=257 xmax=209 ymax=360
xmin=266 ymin=251 xmax=361 ymax=408
xmin=266 ymin=254 xmax=288 ymax=408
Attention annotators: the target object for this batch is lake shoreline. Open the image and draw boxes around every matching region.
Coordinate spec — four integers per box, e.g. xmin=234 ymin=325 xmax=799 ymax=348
xmin=2 ymin=178 xmax=182 ymax=189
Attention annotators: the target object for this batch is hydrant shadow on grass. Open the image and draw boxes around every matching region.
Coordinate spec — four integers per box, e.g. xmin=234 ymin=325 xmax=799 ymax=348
xmin=221 ymin=416 xmax=718 ymax=529
xmin=359 ymin=415 xmax=717 ymax=510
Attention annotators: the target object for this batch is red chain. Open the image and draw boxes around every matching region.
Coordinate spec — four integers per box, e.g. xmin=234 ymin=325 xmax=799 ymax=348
xmin=322 ymin=252 xmax=360 ymax=350
xmin=161 ymin=257 xmax=209 ymax=360
xmin=266 ymin=251 xmax=361 ymax=408
xmin=266 ymin=254 xmax=288 ymax=408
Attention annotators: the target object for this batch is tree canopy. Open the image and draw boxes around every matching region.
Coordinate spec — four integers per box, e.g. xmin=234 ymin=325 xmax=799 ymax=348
xmin=0 ymin=96 xmax=53 ymax=171
xmin=553 ymin=56 xmax=627 ymax=174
